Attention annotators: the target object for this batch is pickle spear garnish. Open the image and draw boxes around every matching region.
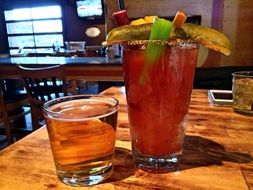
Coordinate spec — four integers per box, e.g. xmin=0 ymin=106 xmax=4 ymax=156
xmin=102 ymin=24 xmax=152 ymax=46
xmin=180 ymin=23 xmax=232 ymax=56
xmin=103 ymin=22 xmax=232 ymax=56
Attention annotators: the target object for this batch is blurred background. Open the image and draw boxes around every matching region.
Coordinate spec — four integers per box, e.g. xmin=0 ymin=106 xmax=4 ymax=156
xmin=0 ymin=0 xmax=252 ymax=68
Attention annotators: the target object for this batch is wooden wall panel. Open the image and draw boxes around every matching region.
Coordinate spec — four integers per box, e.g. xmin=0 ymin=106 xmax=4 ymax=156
xmin=234 ymin=0 xmax=253 ymax=66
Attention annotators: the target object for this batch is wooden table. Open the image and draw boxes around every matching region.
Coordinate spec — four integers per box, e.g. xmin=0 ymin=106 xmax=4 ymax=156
xmin=0 ymin=87 xmax=253 ymax=190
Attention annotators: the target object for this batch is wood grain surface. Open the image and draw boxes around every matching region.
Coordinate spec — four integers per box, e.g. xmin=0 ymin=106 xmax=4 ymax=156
xmin=0 ymin=87 xmax=252 ymax=190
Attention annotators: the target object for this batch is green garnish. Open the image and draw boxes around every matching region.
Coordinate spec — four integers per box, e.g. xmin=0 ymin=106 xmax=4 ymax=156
xmin=139 ymin=18 xmax=173 ymax=84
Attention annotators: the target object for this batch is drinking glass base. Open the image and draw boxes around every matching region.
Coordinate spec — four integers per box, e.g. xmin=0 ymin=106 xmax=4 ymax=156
xmin=234 ymin=108 xmax=253 ymax=115
xmin=133 ymin=150 xmax=181 ymax=173
xmin=57 ymin=163 xmax=113 ymax=186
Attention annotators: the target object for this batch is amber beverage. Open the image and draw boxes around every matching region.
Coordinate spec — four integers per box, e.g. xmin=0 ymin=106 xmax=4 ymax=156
xmin=232 ymin=71 xmax=253 ymax=115
xmin=122 ymin=40 xmax=198 ymax=173
xmin=43 ymin=95 xmax=118 ymax=186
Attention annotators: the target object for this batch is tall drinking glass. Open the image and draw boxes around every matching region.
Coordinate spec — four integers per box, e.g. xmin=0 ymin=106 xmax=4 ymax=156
xmin=43 ymin=95 xmax=118 ymax=186
xmin=232 ymin=71 xmax=253 ymax=115
xmin=122 ymin=40 xmax=199 ymax=173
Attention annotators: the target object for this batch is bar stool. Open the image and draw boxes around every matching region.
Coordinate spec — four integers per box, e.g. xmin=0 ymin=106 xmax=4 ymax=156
xmin=17 ymin=65 xmax=69 ymax=131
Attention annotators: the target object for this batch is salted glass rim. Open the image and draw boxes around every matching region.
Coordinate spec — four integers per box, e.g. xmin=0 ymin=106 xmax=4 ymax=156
xmin=122 ymin=39 xmax=198 ymax=48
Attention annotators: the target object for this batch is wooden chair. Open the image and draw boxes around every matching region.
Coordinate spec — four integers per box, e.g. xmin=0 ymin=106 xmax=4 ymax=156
xmin=17 ymin=65 xmax=68 ymax=131
xmin=0 ymin=79 xmax=29 ymax=144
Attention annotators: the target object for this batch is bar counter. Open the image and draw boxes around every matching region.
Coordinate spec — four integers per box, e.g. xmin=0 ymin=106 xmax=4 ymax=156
xmin=0 ymin=56 xmax=123 ymax=81
xmin=0 ymin=87 xmax=253 ymax=190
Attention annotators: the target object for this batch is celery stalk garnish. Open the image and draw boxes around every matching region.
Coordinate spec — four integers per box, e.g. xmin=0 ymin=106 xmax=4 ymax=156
xmin=139 ymin=18 xmax=173 ymax=84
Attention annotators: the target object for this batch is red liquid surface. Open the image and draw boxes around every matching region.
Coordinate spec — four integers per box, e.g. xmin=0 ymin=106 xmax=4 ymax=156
xmin=123 ymin=43 xmax=198 ymax=156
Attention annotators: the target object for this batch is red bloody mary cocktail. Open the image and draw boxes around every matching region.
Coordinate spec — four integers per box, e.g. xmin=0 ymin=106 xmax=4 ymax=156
xmin=106 ymin=9 xmax=231 ymax=173
xmin=122 ymin=40 xmax=198 ymax=172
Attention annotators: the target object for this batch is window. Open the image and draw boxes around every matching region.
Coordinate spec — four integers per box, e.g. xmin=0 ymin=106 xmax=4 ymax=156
xmin=4 ymin=5 xmax=64 ymax=55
